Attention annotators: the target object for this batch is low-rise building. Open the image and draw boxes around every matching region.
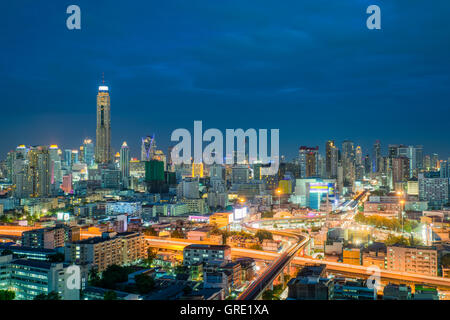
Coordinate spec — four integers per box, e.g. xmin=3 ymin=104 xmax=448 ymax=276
xmin=183 ymin=244 xmax=231 ymax=267
xmin=383 ymin=283 xmax=412 ymax=300
xmin=333 ymin=279 xmax=376 ymax=300
xmin=387 ymin=244 xmax=438 ymax=276
xmin=287 ymin=264 xmax=333 ymax=300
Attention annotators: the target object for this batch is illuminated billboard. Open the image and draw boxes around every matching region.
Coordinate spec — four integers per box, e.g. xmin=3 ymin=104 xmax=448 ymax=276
xmin=309 ymin=182 xmax=335 ymax=196
xmin=233 ymin=207 xmax=248 ymax=221
xmin=57 ymin=212 xmax=70 ymax=221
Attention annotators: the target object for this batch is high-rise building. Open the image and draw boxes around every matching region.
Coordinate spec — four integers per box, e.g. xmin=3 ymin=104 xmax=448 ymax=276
xmin=341 ymin=140 xmax=355 ymax=185
xmin=305 ymin=152 xmax=317 ymax=177
xmin=83 ymin=138 xmax=95 ymax=166
xmin=431 ymin=153 xmax=440 ymax=171
xmin=95 ymin=83 xmax=111 ymax=164
xmin=192 ymin=162 xmax=204 ymax=178
xmin=231 ymin=165 xmax=250 ymax=184
xmin=48 ymin=145 xmax=62 ymax=192
xmin=418 ymin=172 xmax=449 ymax=209
xmin=64 ymin=149 xmax=72 ymax=167
xmin=145 ymin=159 xmax=166 ymax=193
xmin=28 ymin=146 xmax=52 ymax=198
xmin=71 ymin=150 xmax=79 ymax=165
xmin=372 ymin=140 xmax=381 ymax=173
xmin=299 ymin=146 xmax=319 ymax=178
xmin=424 ymin=155 xmax=431 ymax=171
xmin=392 ymin=157 xmax=410 ymax=184
xmin=364 ymin=154 xmax=371 ymax=176
xmin=120 ymin=141 xmax=130 ymax=189
xmin=326 ymin=141 xmax=338 ymax=179
xmin=141 ymin=135 xmax=156 ymax=161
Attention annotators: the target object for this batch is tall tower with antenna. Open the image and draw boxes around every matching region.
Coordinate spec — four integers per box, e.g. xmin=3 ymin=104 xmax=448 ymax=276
xmin=95 ymin=74 xmax=112 ymax=164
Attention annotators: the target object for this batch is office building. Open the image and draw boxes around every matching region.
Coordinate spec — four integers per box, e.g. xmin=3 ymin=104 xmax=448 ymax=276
xmin=0 ymin=255 xmax=80 ymax=300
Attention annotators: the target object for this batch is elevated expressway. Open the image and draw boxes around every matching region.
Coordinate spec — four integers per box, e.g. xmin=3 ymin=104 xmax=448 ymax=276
xmin=237 ymin=230 xmax=308 ymax=300
xmin=145 ymin=237 xmax=450 ymax=292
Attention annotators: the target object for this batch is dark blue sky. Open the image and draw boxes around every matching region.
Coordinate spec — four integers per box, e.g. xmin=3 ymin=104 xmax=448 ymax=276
xmin=1 ymin=1 xmax=450 ymax=160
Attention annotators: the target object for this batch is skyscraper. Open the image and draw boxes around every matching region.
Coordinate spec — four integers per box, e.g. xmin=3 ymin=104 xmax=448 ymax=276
xmin=120 ymin=141 xmax=130 ymax=189
xmin=372 ymin=140 xmax=381 ymax=173
xmin=83 ymin=138 xmax=95 ymax=167
xmin=341 ymin=140 xmax=355 ymax=185
xmin=299 ymin=146 xmax=319 ymax=178
xmin=326 ymin=140 xmax=338 ymax=179
xmin=141 ymin=135 xmax=156 ymax=161
xmin=49 ymin=145 xmax=62 ymax=192
xmin=95 ymin=83 xmax=111 ymax=164
xmin=28 ymin=146 xmax=51 ymax=198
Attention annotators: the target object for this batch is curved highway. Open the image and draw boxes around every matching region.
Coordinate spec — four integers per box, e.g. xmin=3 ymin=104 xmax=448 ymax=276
xmin=237 ymin=230 xmax=309 ymax=300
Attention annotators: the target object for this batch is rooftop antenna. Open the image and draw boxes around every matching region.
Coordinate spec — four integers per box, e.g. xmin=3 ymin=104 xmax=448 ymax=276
xmin=102 ymin=72 xmax=105 ymax=84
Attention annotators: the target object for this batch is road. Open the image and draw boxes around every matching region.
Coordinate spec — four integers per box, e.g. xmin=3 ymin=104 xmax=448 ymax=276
xmin=237 ymin=233 xmax=308 ymax=300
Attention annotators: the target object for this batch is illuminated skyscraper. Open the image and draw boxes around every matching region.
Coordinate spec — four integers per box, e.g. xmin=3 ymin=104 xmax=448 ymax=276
xmin=141 ymin=135 xmax=156 ymax=161
xmin=27 ymin=146 xmax=51 ymax=198
xmin=326 ymin=140 xmax=338 ymax=179
xmin=49 ymin=145 xmax=62 ymax=190
xmin=299 ymin=146 xmax=319 ymax=178
xmin=83 ymin=138 xmax=95 ymax=167
xmin=372 ymin=140 xmax=382 ymax=173
xmin=95 ymin=83 xmax=111 ymax=164
xmin=120 ymin=141 xmax=130 ymax=189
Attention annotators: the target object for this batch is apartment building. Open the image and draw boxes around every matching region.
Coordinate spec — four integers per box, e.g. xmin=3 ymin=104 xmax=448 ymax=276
xmin=22 ymin=227 xmax=65 ymax=249
xmin=387 ymin=244 xmax=438 ymax=276
xmin=65 ymin=232 xmax=147 ymax=272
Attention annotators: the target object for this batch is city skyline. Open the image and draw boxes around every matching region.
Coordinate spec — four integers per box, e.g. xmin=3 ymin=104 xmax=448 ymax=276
xmin=2 ymin=1 xmax=450 ymax=304
xmin=1 ymin=1 xmax=450 ymax=159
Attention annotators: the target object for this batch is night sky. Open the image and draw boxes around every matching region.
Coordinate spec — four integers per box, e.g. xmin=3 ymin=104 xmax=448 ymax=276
xmin=1 ymin=1 xmax=450 ymax=160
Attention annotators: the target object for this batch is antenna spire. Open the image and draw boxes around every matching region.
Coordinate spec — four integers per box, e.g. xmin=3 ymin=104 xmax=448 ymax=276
xmin=102 ymin=72 xmax=105 ymax=84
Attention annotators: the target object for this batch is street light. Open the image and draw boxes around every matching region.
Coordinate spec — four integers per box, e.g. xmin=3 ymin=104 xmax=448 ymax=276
xmin=277 ymin=188 xmax=282 ymax=209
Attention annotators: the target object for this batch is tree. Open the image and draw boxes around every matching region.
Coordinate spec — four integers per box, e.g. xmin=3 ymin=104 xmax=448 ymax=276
xmin=354 ymin=213 xmax=366 ymax=223
xmin=1 ymin=249 xmax=13 ymax=256
xmin=171 ymin=229 xmax=184 ymax=239
xmin=99 ymin=265 xmax=131 ymax=289
xmin=174 ymin=265 xmax=187 ymax=275
xmin=249 ymin=244 xmax=262 ymax=251
xmin=134 ymin=274 xmax=155 ymax=294
xmin=145 ymin=248 xmax=158 ymax=267
xmin=103 ymin=290 xmax=117 ymax=300
xmin=89 ymin=267 xmax=101 ymax=286
xmin=262 ymin=289 xmax=274 ymax=300
xmin=261 ymin=211 xmax=274 ymax=219
xmin=33 ymin=291 xmax=61 ymax=300
xmin=385 ymin=234 xmax=409 ymax=246
xmin=255 ymin=230 xmax=273 ymax=242
xmin=0 ymin=290 xmax=15 ymax=300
